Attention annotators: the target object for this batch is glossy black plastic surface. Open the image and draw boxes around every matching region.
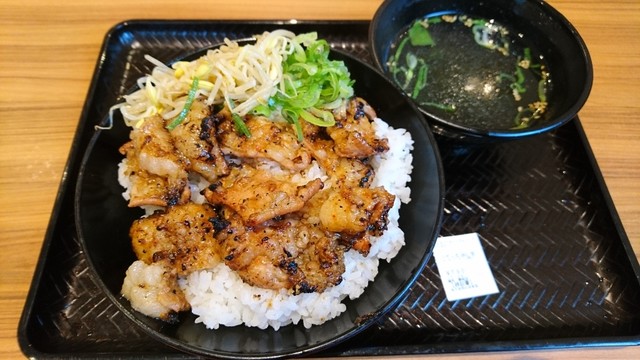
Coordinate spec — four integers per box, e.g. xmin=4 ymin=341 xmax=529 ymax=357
xmin=18 ymin=21 xmax=640 ymax=359
xmin=370 ymin=0 xmax=593 ymax=141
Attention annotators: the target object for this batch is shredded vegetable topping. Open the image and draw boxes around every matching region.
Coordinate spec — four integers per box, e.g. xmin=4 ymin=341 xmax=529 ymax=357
xmin=107 ymin=30 xmax=354 ymax=138
xmin=267 ymin=35 xmax=353 ymax=140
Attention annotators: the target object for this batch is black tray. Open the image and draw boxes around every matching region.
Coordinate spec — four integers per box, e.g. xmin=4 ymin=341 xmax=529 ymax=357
xmin=18 ymin=20 xmax=640 ymax=358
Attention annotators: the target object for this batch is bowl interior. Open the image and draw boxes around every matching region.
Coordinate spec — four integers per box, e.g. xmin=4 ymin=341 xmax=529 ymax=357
xmin=75 ymin=49 xmax=445 ymax=358
xmin=370 ymin=0 xmax=593 ymax=139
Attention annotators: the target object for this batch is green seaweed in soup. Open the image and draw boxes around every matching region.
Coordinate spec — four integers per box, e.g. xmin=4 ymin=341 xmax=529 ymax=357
xmin=387 ymin=14 xmax=551 ymax=130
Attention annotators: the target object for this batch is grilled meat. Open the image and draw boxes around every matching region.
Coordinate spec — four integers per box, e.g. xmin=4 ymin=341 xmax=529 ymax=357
xmin=169 ymin=100 xmax=229 ymax=182
xmin=129 ymin=202 xmax=221 ymax=276
xmin=119 ymin=115 xmax=191 ymax=207
xmin=122 ymin=96 xmax=394 ymax=295
xmin=204 ymin=164 xmax=323 ymax=226
xmin=216 ymin=107 xmax=313 ymax=171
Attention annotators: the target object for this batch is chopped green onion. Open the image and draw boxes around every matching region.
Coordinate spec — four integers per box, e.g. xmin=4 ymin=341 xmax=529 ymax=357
xmin=252 ymin=103 xmax=273 ymax=117
xmin=231 ymin=113 xmax=251 ymax=137
xmin=292 ymin=117 xmax=304 ymax=142
xmin=166 ymin=77 xmax=199 ymax=131
xmin=498 ymin=72 xmax=516 ymax=83
xmin=270 ymin=36 xmax=353 ymax=139
xmin=499 ymin=65 xmax=527 ymax=95
xmin=401 ymin=53 xmax=418 ymax=88
xmin=538 ymin=79 xmax=547 ymax=102
xmin=513 ymin=108 xmax=532 ymax=127
xmin=472 ymin=24 xmax=488 ymax=48
xmin=421 ymin=102 xmax=456 ymax=112
xmin=408 ymin=20 xmax=434 ymax=46
xmin=510 ymin=82 xmax=526 ymax=94
xmin=393 ymin=37 xmax=410 ymax=65
xmin=514 ymin=67 xmax=525 ymax=88
xmin=512 ymin=121 xmax=529 ymax=130
xmin=299 ymin=108 xmax=335 ymax=127
xmin=523 ymin=47 xmax=532 ymax=63
xmin=281 ymin=108 xmax=304 ymax=141
xmin=412 ymin=62 xmax=428 ymax=99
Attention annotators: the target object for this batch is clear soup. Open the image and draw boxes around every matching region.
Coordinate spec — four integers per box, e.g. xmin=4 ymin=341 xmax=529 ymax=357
xmin=388 ymin=14 xmax=551 ymax=130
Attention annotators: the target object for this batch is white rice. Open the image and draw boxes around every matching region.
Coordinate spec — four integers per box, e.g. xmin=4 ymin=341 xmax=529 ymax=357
xmin=120 ymin=117 xmax=414 ymax=330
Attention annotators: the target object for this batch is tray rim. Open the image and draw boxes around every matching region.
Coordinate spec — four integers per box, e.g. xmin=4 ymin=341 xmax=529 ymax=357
xmin=570 ymin=118 xmax=640 ymax=283
xmin=17 ymin=18 xmax=640 ymax=359
xmin=17 ymin=15 xmax=119 ymax=359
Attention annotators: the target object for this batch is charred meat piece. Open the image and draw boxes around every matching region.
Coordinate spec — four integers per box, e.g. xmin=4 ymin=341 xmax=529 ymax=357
xmin=216 ymin=107 xmax=312 ymax=171
xmin=121 ymin=260 xmax=190 ymax=323
xmin=119 ymin=115 xmax=191 ymax=207
xmin=118 ymin=154 xmax=190 ymax=208
xmin=302 ymin=134 xmax=375 ymax=189
xmin=128 ymin=115 xmax=190 ymax=180
xmin=215 ymin=208 xmax=344 ymax=293
xmin=318 ymin=187 xmax=395 ymax=256
xmin=327 ymin=97 xmax=389 ymax=158
xmin=169 ymin=100 xmax=229 ymax=182
xmin=129 ymin=202 xmax=222 ymax=276
xmin=319 ymin=187 xmax=395 ymax=235
xmin=204 ymin=164 xmax=323 ymax=226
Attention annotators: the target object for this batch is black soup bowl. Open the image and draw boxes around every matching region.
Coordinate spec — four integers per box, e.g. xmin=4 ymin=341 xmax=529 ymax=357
xmin=370 ymin=0 xmax=593 ymax=142
xmin=75 ymin=46 xmax=445 ymax=358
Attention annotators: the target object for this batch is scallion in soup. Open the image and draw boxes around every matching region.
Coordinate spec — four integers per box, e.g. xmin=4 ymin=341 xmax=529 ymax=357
xmin=387 ymin=14 xmax=551 ymax=130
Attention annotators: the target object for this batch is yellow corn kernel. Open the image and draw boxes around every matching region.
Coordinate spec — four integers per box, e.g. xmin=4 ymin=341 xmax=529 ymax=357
xmin=199 ymin=80 xmax=214 ymax=91
xmin=195 ymin=63 xmax=212 ymax=79
xmin=173 ymin=61 xmax=189 ymax=78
